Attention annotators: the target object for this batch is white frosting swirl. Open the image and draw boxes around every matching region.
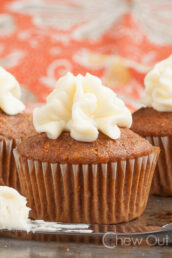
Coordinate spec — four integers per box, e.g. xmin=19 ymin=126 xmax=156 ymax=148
xmin=33 ymin=73 xmax=132 ymax=142
xmin=143 ymin=55 xmax=172 ymax=112
xmin=0 ymin=67 xmax=25 ymax=115
xmin=0 ymin=186 xmax=30 ymax=230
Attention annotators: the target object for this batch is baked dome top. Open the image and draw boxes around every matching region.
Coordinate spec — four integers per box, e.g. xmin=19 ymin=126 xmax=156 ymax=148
xmin=0 ymin=110 xmax=35 ymax=140
xmin=17 ymin=128 xmax=154 ymax=164
xmin=132 ymin=107 xmax=172 ymax=137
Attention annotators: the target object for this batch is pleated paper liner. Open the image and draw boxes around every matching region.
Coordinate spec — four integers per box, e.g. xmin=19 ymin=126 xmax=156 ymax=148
xmin=146 ymin=136 xmax=172 ymax=196
xmin=14 ymin=147 xmax=159 ymax=225
xmin=0 ymin=136 xmax=21 ymax=190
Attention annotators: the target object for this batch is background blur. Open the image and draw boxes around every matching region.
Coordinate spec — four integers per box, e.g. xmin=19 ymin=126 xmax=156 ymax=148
xmin=1 ymin=0 xmax=172 ymax=111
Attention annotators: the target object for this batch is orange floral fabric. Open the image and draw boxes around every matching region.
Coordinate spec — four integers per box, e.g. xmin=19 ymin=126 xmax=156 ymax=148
xmin=0 ymin=0 xmax=172 ymax=111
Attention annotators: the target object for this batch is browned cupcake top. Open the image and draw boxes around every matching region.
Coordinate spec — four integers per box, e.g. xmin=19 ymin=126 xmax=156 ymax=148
xmin=17 ymin=128 xmax=154 ymax=164
xmin=132 ymin=107 xmax=172 ymax=137
xmin=0 ymin=110 xmax=36 ymax=140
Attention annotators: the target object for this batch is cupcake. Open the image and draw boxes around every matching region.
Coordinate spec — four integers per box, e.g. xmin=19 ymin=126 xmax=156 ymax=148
xmin=14 ymin=73 xmax=159 ymax=224
xmin=132 ymin=55 xmax=172 ymax=196
xmin=0 ymin=67 xmax=35 ymax=190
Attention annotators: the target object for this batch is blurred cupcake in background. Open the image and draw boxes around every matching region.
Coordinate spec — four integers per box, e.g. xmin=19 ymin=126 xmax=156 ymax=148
xmin=132 ymin=55 xmax=172 ymax=196
xmin=0 ymin=67 xmax=35 ymax=190
xmin=14 ymin=72 xmax=159 ymax=224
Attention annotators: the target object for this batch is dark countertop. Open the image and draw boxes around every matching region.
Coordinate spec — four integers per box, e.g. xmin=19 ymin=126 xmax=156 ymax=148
xmin=0 ymin=196 xmax=171 ymax=257
xmin=0 ymin=238 xmax=171 ymax=258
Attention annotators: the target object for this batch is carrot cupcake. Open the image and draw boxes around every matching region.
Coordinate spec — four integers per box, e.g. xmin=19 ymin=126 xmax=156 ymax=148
xmin=132 ymin=55 xmax=172 ymax=196
xmin=14 ymin=73 xmax=159 ymax=224
xmin=0 ymin=67 xmax=35 ymax=190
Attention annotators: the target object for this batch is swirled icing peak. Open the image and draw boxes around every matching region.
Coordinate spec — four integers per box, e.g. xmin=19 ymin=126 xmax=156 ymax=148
xmin=0 ymin=67 xmax=25 ymax=115
xmin=33 ymin=73 xmax=132 ymax=142
xmin=143 ymin=55 xmax=172 ymax=112
xmin=0 ymin=186 xmax=30 ymax=230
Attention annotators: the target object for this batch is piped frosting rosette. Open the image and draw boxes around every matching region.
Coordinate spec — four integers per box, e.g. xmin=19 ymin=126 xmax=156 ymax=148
xmin=33 ymin=72 xmax=132 ymax=142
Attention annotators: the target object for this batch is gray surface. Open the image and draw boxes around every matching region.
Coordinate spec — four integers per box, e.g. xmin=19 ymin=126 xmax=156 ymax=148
xmin=0 ymin=238 xmax=171 ymax=258
xmin=125 ymin=196 xmax=172 ymax=227
xmin=0 ymin=196 xmax=171 ymax=257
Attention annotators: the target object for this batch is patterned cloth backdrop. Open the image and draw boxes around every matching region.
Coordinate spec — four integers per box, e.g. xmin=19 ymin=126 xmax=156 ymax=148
xmin=1 ymin=0 xmax=172 ymax=111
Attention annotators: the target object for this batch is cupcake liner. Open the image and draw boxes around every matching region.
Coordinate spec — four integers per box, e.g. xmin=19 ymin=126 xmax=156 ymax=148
xmin=146 ymin=136 xmax=172 ymax=196
xmin=14 ymin=147 xmax=159 ymax=224
xmin=0 ymin=137 xmax=21 ymax=189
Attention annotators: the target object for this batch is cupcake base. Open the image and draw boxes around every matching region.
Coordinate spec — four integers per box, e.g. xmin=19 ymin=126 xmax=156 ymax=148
xmin=146 ymin=136 xmax=172 ymax=196
xmin=0 ymin=136 xmax=20 ymax=189
xmin=14 ymin=147 xmax=159 ymax=224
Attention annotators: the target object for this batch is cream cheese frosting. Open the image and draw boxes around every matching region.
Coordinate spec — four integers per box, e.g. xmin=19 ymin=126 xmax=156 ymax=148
xmin=33 ymin=72 xmax=132 ymax=142
xmin=0 ymin=67 xmax=25 ymax=115
xmin=0 ymin=186 xmax=30 ymax=230
xmin=142 ymin=55 xmax=172 ymax=112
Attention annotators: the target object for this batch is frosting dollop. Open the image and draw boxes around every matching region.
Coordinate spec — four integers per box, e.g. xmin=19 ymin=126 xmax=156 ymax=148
xmin=143 ymin=55 xmax=172 ymax=112
xmin=0 ymin=186 xmax=30 ymax=230
xmin=0 ymin=67 xmax=25 ymax=115
xmin=33 ymin=73 xmax=132 ymax=142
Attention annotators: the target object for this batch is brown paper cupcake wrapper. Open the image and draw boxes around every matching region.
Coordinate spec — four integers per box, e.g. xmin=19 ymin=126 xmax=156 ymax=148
xmin=0 ymin=137 xmax=21 ymax=190
xmin=146 ymin=136 xmax=172 ymax=196
xmin=14 ymin=147 xmax=159 ymax=224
